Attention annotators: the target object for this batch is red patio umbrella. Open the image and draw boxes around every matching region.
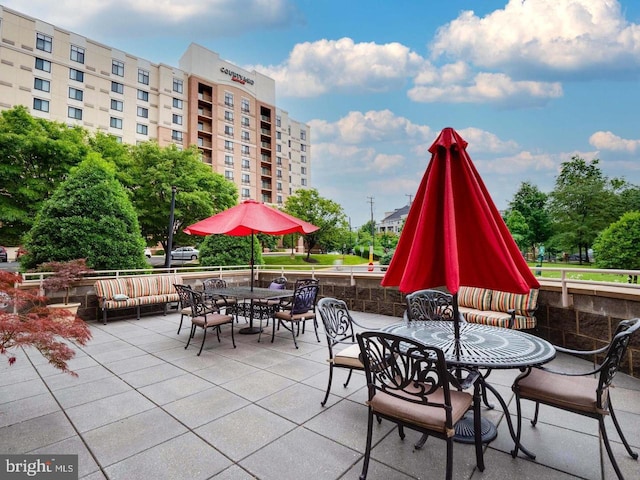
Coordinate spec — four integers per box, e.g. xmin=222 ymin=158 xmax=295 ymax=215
xmin=381 ymin=127 xmax=539 ymax=339
xmin=184 ymin=199 xmax=319 ymax=290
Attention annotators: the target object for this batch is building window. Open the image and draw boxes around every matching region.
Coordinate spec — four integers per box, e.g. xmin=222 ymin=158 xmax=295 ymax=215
xmin=224 ymin=110 xmax=233 ymax=122
xmin=241 ymin=145 xmax=250 ymax=155
xmin=36 ymin=33 xmax=52 ymax=53
xmin=242 ymin=116 xmax=250 ymax=127
xmin=242 ymin=188 xmax=250 ymax=198
xmin=197 ymin=122 xmax=204 ymax=131
xmin=301 ymin=144 xmax=307 ymax=152
xmin=111 ymin=81 xmax=124 ymax=94
xmin=110 ymin=117 xmax=123 ymax=129
xmin=277 ymin=182 xmax=282 ymax=192
xmin=137 ymin=106 xmax=148 ymax=118
xmin=110 ymin=99 xmax=123 ymax=111
xmin=137 ymin=89 xmax=149 ymax=102
xmin=138 ymin=68 xmax=149 ymax=85
xmin=35 ymin=58 xmax=51 ymax=72
xmin=300 ymin=129 xmax=307 ymax=141
xmin=301 ymin=155 xmax=306 ymax=163
xmin=70 ymin=45 xmax=85 ymax=64
xmin=276 ymin=115 xmax=281 ymax=127
xmin=33 ymin=98 xmax=49 ymax=112
xmin=173 ymin=98 xmax=183 ymax=109
xmin=69 ymin=68 xmax=84 ymax=82
xmin=112 ymin=60 xmax=124 ymax=76
xmin=301 ymin=166 xmax=307 ymax=175
xmin=276 ymin=144 xmax=281 ymax=153
xmin=225 ymin=155 xmax=234 ymax=166
xmin=224 ymin=140 xmax=233 ymax=151
xmin=173 ymin=78 xmax=183 ymax=93
xmin=241 ymin=98 xmax=250 ymax=113
xmin=136 ymin=123 xmax=148 ymax=135
xmin=34 ymin=78 xmax=50 ymax=92
xmin=242 ymin=158 xmax=250 ymax=169
xmin=197 ymin=137 xmax=204 ymax=147
xmin=68 ymin=87 xmax=83 ymax=101
xmin=276 ymin=131 xmax=281 ymax=140
xmin=242 ymin=173 xmax=250 ymax=184
xmin=172 ymin=130 xmax=183 ymax=141
xmin=68 ymin=107 xmax=82 ymax=120
xmin=301 ymin=178 xmax=307 ymax=186
xmin=172 ymin=114 xmax=182 ymax=125
xmin=276 ymin=169 xmax=282 ymax=178
xmin=224 ymin=92 xmax=233 ymax=107
xmin=277 ymin=195 xmax=283 ymax=204
xmin=224 ymin=170 xmax=234 ymax=180
xmin=241 ymin=131 xmax=250 ymax=141
xmin=224 ymin=125 xmax=233 ymax=136
xmin=276 ymin=156 xmax=282 ymax=166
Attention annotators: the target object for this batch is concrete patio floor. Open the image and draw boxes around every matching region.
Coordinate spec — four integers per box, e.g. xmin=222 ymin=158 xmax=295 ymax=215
xmin=1 ymin=310 xmax=639 ymax=480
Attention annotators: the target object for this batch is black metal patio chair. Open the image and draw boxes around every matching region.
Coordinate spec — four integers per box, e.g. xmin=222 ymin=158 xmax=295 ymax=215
xmin=511 ymin=318 xmax=640 ymax=480
xmin=184 ymin=288 xmax=235 ymax=356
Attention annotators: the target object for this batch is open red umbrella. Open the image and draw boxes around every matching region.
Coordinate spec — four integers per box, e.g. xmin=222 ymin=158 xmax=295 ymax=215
xmin=184 ymin=199 xmax=319 ymax=290
xmin=381 ymin=127 xmax=539 ymax=339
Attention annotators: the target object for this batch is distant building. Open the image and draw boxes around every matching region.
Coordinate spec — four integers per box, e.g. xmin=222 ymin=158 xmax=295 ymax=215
xmin=0 ymin=6 xmax=310 ymax=206
xmin=377 ymin=204 xmax=411 ymax=233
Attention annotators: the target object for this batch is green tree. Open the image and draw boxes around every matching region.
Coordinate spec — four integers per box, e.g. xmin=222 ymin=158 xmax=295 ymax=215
xmin=508 ymin=181 xmax=552 ymax=254
xmin=21 ymin=154 xmax=147 ymax=270
xmin=549 ymin=156 xmax=618 ymax=263
xmin=284 ymin=189 xmax=347 ymax=261
xmin=123 ymin=142 xmax=237 ymax=252
xmin=198 ymin=235 xmax=262 ymax=267
xmin=0 ymin=106 xmax=89 ymax=244
xmin=593 ymin=211 xmax=640 ymax=270
xmin=504 ymin=209 xmax=530 ymax=252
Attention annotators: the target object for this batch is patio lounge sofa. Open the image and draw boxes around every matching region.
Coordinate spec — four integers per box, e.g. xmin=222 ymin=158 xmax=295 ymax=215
xmin=456 ymin=286 xmax=538 ymax=330
xmin=95 ymin=274 xmax=183 ymax=324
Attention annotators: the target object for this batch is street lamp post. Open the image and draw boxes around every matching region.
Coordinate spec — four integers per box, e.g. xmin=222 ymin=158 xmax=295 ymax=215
xmin=164 ymin=186 xmax=176 ymax=269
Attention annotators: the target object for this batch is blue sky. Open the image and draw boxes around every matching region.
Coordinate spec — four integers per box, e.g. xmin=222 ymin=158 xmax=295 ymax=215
xmin=7 ymin=0 xmax=640 ymax=228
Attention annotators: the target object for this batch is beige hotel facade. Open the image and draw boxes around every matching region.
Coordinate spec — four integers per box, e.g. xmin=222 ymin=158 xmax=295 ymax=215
xmin=0 ymin=6 xmax=310 ymax=206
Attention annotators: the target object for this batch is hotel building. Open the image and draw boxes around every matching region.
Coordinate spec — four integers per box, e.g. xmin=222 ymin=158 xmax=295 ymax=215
xmin=0 ymin=6 xmax=310 ymax=206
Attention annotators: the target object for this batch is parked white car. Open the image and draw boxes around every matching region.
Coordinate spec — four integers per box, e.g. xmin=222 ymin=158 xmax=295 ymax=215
xmin=171 ymin=246 xmax=199 ymax=260
xmin=144 ymin=247 xmax=152 ymax=258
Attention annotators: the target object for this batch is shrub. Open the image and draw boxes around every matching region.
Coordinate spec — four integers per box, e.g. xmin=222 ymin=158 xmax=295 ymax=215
xmin=21 ymin=154 xmax=147 ymax=271
xmin=593 ymin=211 xmax=640 ymax=270
xmin=199 ymin=235 xmax=262 ymax=267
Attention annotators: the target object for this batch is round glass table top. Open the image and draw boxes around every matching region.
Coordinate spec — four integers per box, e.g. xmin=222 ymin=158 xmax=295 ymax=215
xmin=382 ymin=321 xmax=556 ymax=369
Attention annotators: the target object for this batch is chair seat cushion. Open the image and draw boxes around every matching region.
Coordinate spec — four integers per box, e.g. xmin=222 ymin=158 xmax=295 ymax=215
xmin=368 ymin=386 xmax=473 ymax=436
xmin=191 ymin=313 xmax=233 ymax=327
xmin=332 ymin=343 xmax=364 ymax=369
xmin=515 ymin=368 xmax=604 ymax=414
xmin=274 ymin=310 xmax=315 ymax=322
xmin=181 ymin=306 xmax=192 ymax=315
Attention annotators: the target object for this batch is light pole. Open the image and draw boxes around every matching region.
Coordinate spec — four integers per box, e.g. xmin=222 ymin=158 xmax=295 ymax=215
xmin=164 ymin=186 xmax=176 ymax=269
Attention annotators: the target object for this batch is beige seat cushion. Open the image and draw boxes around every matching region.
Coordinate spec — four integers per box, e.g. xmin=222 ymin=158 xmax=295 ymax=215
xmin=368 ymin=386 xmax=472 ymax=436
xmin=515 ymin=368 xmax=605 ymax=414
xmin=331 ymin=343 xmax=364 ymax=369
xmin=191 ymin=313 xmax=233 ymax=328
xmin=274 ymin=310 xmax=315 ymax=322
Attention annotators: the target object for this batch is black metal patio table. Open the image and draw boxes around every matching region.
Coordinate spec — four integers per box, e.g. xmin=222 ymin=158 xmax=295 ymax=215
xmin=204 ymin=286 xmax=293 ymax=335
xmin=381 ymin=321 xmax=556 ymax=458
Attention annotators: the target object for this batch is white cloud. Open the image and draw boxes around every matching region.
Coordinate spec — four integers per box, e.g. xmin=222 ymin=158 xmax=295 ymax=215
xmin=589 ymin=131 xmax=640 ymax=153
xmin=250 ymin=38 xmax=425 ymax=97
xmin=408 ymin=71 xmax=562 ymax=106
xmin=3 ymin=0 xmax=300 ymax=38
xmin=431 ymin=0 xmax=640 ymax=77
xmin=370 ymin=154 xmax=404 ymax=173
xmin=309 ymin=110 xmax=431 ymax=144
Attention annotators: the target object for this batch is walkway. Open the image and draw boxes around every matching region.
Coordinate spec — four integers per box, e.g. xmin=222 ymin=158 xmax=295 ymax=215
xmin=1 ymin=311 xmax=639 ymax=479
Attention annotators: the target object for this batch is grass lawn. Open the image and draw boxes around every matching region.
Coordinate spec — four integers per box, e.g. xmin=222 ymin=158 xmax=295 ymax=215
xmin=263 ymin=253 xmax=368 ymax=266
xmin=529 ymin=262 xmax=638 ymax=283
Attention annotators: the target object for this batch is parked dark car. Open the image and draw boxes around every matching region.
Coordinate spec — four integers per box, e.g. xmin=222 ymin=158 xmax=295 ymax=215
xmin=0 ymin=246 xmax=8 ymax=262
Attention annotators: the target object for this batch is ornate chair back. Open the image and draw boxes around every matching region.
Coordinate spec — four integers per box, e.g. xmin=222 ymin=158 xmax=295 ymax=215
xmin=405 ymin=289 xmax=455 ymax=322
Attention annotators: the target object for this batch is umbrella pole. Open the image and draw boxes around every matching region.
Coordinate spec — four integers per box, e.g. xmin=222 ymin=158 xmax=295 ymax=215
xmin=250 ymin=231 xmax=255 ymax=291
xmin=453 ymin=293 xmax=461 ymax=359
